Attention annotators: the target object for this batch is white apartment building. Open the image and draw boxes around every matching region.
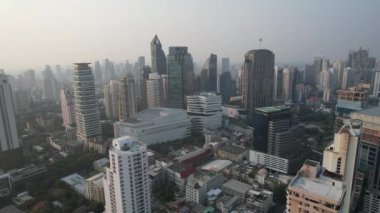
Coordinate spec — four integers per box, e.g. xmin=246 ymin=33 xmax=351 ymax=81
xmin=60 ymin=89 xmax=76 ymax=128
xmin=187 ymin=93 xmax=222 ymax=134
xmin=146 ymin=73 xmax=163 ymax=108
xmin=104 ymin=136 xmax=151 ymax=213
xmin=84 ymin=173 xmax=105 ymax=203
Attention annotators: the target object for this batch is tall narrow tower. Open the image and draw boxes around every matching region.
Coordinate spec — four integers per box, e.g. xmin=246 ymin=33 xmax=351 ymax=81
xmin=72 ymin=63 xmax=102 ymax=144
xmin=150 ymin=35 xmax=167 ymax=75
xmin=104 ymin=136 xmax=151 ymax=213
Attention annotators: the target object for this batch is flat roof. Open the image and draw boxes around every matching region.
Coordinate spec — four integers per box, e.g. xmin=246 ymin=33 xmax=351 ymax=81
xmin=352 ymin=106 xmax=380 ymax=117
xmin=290 ymin=175 xmax=344 ymax=202
xmin=86 ymin=173 xmax=104 ymax=188
xmin=60 ymin=173 xmax=85 ymax=195
xmin=222 ymin=179 xmax=253 ymax=194
xmin=255 ymin=105 xmax=289 ymax=113
xmin=201 ymin=160 xmax=232 ymax=172
xmin=219 ymin=144 xmax=246 ymax=155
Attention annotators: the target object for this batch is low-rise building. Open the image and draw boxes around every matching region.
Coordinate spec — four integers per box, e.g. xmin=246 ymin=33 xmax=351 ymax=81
xmin=246 ymin=189 xmax=273 ymax=213
xmin=175 ymin=148 xmax=213 ymax=167
xmin=222 ymin=179 xmax=253 ymax=202
xmin=93 ymin=158 xmax=109 ymax=172
xmin=84 ymin=173 xmax=105 ymax=203
xmin=167 ymin=163 xmax=194 ymax=192
xmin=201 ymin=160 xmax=232 ymax=173
xmin=217 ymin=144 xmax=248 ymax=162
xmin=186 ymin=172 xmax=224 ymax=204
xmin=216 ymin=194 xmax=240 ymax=213
xmin=249 ymin=150 xmax=303 ymax=174
xmin=60 ymin=173 xmax=85 ymax=195
xmin=8 ymin=165 xmax=47 ymax=189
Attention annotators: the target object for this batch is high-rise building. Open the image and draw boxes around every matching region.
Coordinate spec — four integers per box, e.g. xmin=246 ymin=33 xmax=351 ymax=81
xmin=0 ymin=73 xmax=23 ymax=170
xmin=313 ymin=57 xmax=324 ymax=87
xmin=161 ymin=74 xmax=168 ymax=106
xmin=335 ymin=84 xmax=369 ymax=119
xmin=42 ymin=65 xmax=58 ymax=101
xmin=104 ymin=80 xmax=119 ymax=120
xmin=287 ymin=160 xmax=346 ymax=213
xmin=323 ymin=121 xmax=361 ymax=213
xmin=350 ymin=107 xmax=380 ymax=213
xmin=94 ymin=60 xmax=102 ymax=84
xmin=104 ymin=136 xmax=151 ymax=213
xmin=167 ymin=47 xmax=193 ymax=108
xmin=333 ymin=60 xmax=346 ymax=89
xmin=274 ymin=66 xmax=284 ymax=102
xmin=303 ymin=64 xmax=315 ymax=86
xmin=60 ymin=89 xmax=76 ymax=128
xmin=282 ymin=68 xmax=293 ymax=102
xmin=242 ymin=49 xmax=275 ymax=123
xmin=85 ymin=173 xmax=105 ymax=204
xmin=200 ymin=54 xmax=217 ymax=92
xmin=222 ymin=57 xmax=230 ymax=73
xmin=72 ymin=63 xmax=102 ymax=146
xmin=219 ymin=71 xmax=236 ymax=104
xmin=348 ymin=48 xmax=372 ymax=84
xmin=146 ymin=73 xmax=163 ymax=108
xmin=186 ymin=93 xmax=222 ymax=134
xmin=342 ymin=67 xmax=354 ymax=89
xmin=150 ymin=35 xmax=167 ymax=75
xmin=137 ymin=66 xmax=151 ymax=111
xmin=13 ymin=89 xmax=30 ymax=114
xmin=118 ymin=75 xmax=137 ymax=120
xmin=372 ymin=69 xmax=380 ymax=98
xmin=23 ymin=69 xmax=36 ymax=90
xmin=319 ymin=68 xmax=334 ymax=102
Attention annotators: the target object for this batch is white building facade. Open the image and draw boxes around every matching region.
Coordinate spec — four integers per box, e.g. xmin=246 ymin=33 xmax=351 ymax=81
xmin=104 ymin=136 xmax=151 ymax=213
xmin=146 ymin=73 xmax=163 ymax=108
xmin=114 ymin=108 xmax=191 ymax=145
xmin=187 ymin=93 xmax=222 ymax=134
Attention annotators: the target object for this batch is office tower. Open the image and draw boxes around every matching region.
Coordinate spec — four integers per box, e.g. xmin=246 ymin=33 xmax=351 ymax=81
xmin=23 ymin=69 xmax=36 ymax=90
xmin=350 ymin=107 xmax=380 ymax=212
xmin=104 ymin=80 xmax=119 ymax=120
xmin=13 ymin=89 xmax=30 ymax=114
xmin=146 ymin=73 xmax=163 ymax=108
xmin=342 ymin=67 xmax=354 ymax=89
xmin=42 ymin=65 xmax=58 ymax=101
xmin=282 ymin=68 xmax=293 ymax=102
xmin=373 ymin=69 xmax=380 ymax=97
xmin=103 ymin=59 xmax=116 ymax=82
xmin=104 ymin=136 xmax=151 ymax=213
xmin=222 ymin=57 xmax=230 ymax=73
xmin=274 ymin=66 xmax=284 ymax=102
xmin=369 ymin=57 xmax=377 ymax=69
xmin=167 ymin=47 xmax=193 ymax=108
xmin=138 ymin=66 xmax=151 ymax=111
xmin=242 ymin=49 xmax=275 ymax=123
xmin=72 ymin=63 xmax=102 ymax=144
xmin=319 ymin=68 xmax=334 ymax=102
xmin=333 ymin=60 xmax=346 ymax=89
xmin=349 ymin=48 xmax=372 ymax=84
xmin=118 ymin=75 xmax=137 ymax=120
xmin=304 ymin=64 xmax=315 ymax=86
xmin=94 ymin=61 xmax=102 ymax=84
xmin=313 ymin=57 xmax=324 ymax=87
xmin=0 ymin=73 xmax=23 ymax=170
xmin=151 ymin=35 xmax=167 ymax=75
xmin=200 ymin=54 xmax=217 ymax=92
xmin=161 ymin=74 xmax=168 ymax=106
xmin=60 ymin=89 xmax=76 ymax=128
xmin=186 ymin=93 xmax=222 ymax=134
xmin=323 ymin=121 xmax=361 ymax=213
xmin=287 ymin=160 xmax=346 ymax=213
xmin=55 ymin=65 xmax=65 ymax=83
xmin=138 ymin=56 xmax=145 ymax=68
xmin=219 ymin=71 xmax=236 ymax=104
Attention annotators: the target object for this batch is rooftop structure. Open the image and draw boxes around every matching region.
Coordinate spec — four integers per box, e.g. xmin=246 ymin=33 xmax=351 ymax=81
xmin=114 ymin=107 xmax=191 ymax=145
xmin=222 ymin=179 xmax=253 ymax=201
xmin=60 ymin=173 xmax=85 ymax=195
xmin=201 ymin=160 xmax=232 ymax=173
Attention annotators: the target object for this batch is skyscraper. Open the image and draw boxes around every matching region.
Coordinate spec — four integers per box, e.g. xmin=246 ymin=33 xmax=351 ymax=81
xmin=60 ymin=89 xmax=76 ymax=128
xmin=118 ymin=75 xmax=137 ymax=120
xmin=72 ymin=63 xmax=102 ymax=145
xmin=104 ymin=80 xmax=119 ymax=120
xmin=221 ymin=57 xmax=230 ymax=73
xmin=303 ymin=64 xmax=315 ymax=86
xmin=313 ymin=56 xmax=324 ymax=88
xmin=23 ymin=69 xmax=36 ymax=90
xmin=242 ymin=49 xmax=275 ymax=123
xmin=104 ymin=136 xmax=151 ymax=213
xmin=0 ymin=73 xmax=23 ymax=170
xmin=348 ymin=47 xmax=372 ymax=84
xmin=319 ymin=68 xmax=334 ymax=102
xmin=104 ymin=59 xmax=116 ymax=82
xmin=274 ymin=66 xmax=284 ymax=102
xmin=150 ymin=35 xmax=167 ymax=75
xmin=94 ymin=60 xmax=102 ymax=84
xmin=146 ymin=73 xmax=163 ymax=108
xmin=42 ymin=65 xmax=58 ymax=101
xmin=200 ymin=54 xmax=217 ymax=92
xmin=167 ymin=47 xmax=193 ymax=108
xmin=219 ymin=71 xmax=236 ymax=104
xmin=333 ymin=60 xmax=346 ymax=89
xmin=282 ymin=68 xmax=293 ymax=102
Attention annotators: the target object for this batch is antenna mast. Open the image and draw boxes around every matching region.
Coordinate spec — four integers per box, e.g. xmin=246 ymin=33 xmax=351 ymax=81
xmin=259 ymin=38 xmax=263 ymax=48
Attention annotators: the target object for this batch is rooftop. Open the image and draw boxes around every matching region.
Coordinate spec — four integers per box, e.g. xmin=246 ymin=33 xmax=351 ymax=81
xmin=60 ymin=173 xmax=85 ymax=195
xmin=222 ymin=179 xmax=253 ymax=194
xmin=123 ymin=107 xmax=188 ymax=124
xmin=351 ymin=106 xmax=380 ymax=117
xmin=290 ymin=174 xmax=344 ymax=203
xmin=86 ymin=173 xmax=104 ymax=188
xmin=201 ymin=160 xmax=232 ymax=172
xmin=219 ymin=144 xmax=247 ymax=155
xmin=112 ymin=136 xmax=145 ymax=152
xmin=255 ymin=105 xmax=290 ymax=113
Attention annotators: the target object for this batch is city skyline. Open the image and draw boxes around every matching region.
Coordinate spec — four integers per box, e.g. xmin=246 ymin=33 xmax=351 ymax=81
xmin=1 ymin=0 xmax=379 ymax=72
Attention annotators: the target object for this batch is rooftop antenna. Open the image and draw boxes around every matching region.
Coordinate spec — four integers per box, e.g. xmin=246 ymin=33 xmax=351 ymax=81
xmin=259 ymin=38 xmax=263 ymax=48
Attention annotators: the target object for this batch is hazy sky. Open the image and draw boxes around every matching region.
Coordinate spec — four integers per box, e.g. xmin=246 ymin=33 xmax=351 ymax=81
xmin=0 ymin=0 xmax=379 ymax=73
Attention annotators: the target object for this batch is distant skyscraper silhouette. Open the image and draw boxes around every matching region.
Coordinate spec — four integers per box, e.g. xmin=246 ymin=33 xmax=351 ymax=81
xmin=72 ymin=63 xmax=102 ymax=144
xmin=200 ymin=54 xmax=217 ymax=92
xmin=222 ymin=57 xmax=230 ymax=73
xmin=60 ymin=88 xmax=76 ymax=128
xmin=167 ymin=47 xmax=194 ymax=108
xmin=42 ymin=65 xmax=58 ymax=101
xmin=104 ymin=80 xmax=119 ymax=120
xmin=151 ymin=35 xmax=167 ymax=75
xmin=219 ymin=71 xmax=236 ymax=104
xmin=242 ymin=49 xmax=275 ymax=123
xmin=94 ymin=60 xmax=102 ymax=84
